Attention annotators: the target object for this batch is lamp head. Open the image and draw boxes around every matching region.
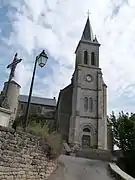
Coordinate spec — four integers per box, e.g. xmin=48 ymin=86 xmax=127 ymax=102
xmin=37 ymin=50 xmax=48 ymax=68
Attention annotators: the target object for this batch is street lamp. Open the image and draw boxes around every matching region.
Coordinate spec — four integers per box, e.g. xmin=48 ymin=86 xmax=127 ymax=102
xmin=23 ymin=50 xmax=48 ymax=131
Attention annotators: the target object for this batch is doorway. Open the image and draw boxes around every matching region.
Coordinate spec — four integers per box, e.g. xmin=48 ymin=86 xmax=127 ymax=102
xmin=82 ymin=135 xmax=90 ymax=148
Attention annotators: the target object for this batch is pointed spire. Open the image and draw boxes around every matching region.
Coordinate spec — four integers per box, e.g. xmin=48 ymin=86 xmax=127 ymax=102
xmin=81 ymin=16 xmax=94 ymax=41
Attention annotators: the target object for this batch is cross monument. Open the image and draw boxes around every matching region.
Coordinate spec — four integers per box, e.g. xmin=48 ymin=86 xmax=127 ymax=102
xmin=0 ymin=53 xmax=22 ymax=108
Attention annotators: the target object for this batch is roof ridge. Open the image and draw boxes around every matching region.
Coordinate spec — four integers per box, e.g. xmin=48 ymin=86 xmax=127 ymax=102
xmin=20 ymin=94 xmax=55 ymax=100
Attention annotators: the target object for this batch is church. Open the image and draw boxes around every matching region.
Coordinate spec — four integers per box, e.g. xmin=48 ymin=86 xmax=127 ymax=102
xmin=0 ymin=16 xmax=112 ymax=151
xmin=56 ymin=16 xmax=112 ymax=150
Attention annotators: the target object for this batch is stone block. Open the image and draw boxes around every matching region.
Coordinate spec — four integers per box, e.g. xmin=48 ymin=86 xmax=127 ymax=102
xmin=0 ymin=127 xmax=57 ymax=179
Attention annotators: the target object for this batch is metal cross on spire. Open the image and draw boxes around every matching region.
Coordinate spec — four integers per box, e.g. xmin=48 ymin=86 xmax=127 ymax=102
xmin=87 ymin=9 xmax=91 ymax=17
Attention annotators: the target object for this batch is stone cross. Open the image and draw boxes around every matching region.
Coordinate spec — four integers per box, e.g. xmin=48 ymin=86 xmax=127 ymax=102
xmin=0 ymin=53 xmax=22 ymax=108
xmin=7 ymin=53 xmax=22 ymax=81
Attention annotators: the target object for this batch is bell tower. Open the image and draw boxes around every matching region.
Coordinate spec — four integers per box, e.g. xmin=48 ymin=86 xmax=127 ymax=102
xmin=69 ymin=17 xmax=108 ymax=150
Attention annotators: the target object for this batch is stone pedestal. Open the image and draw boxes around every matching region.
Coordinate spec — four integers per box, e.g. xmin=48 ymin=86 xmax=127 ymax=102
xmin=0 ymin=107 xmax=12 ymax=127
xmin=2 ymin=80 xmax=21 ymax=125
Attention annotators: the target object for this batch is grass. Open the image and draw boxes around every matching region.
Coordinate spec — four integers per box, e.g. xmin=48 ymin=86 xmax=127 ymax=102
xmin=28 ymin=122 xmax=62 ymax=155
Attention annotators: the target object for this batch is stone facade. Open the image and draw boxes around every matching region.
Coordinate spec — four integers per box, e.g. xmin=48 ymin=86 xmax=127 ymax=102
xmin=56 ymin=84 xmax=73 ymax=141
xmin=56 ymin=17 xmax=112 ymax=150
xmin=0 ymin=126 xmax=57 ymax=180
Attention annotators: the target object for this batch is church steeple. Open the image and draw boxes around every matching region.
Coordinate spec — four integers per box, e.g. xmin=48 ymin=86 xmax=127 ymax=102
xmin=81 ymin=17 xmax=94 ymax=41
xmin=75 ymin=17 xmax=100 ymax=53
xmin=75 ymin=16 xmax=100 ymax=68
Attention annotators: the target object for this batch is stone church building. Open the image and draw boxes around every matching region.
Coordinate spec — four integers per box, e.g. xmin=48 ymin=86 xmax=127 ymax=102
xmin=0 ymin=16 xmax=112 ymax=151
xmin=56 ymin=17 xmax=112 ymax=150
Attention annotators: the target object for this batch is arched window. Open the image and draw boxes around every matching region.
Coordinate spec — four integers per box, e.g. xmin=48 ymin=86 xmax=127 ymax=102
xmin=83 ymin=128 xmax=90 ymax=132
xmin=91 ymin=52 xmax=95 ymax=65
xmin=84 ymin=97 xmax=88 ymax=111
xmin=89 ymin=98 xmax=93 ymax=112
xmin=84 ymin=51 xmax=88 ymax=64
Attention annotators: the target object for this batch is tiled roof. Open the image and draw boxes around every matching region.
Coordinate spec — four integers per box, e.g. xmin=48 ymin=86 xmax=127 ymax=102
xmin=19 ymin=95 xmax=56 ymax=107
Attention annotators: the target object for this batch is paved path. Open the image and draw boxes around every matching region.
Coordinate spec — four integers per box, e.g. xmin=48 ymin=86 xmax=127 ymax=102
xmin=49 ymin=155 xmax=114 ymax=180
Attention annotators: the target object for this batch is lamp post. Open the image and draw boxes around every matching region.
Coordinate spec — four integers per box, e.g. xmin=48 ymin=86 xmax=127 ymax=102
xmin=23 ymin=50 xmax=48 ymax=131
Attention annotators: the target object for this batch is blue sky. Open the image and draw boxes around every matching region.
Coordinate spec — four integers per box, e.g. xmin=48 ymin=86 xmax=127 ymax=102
xmin=0 ymin=0 xmax=135 ymax=114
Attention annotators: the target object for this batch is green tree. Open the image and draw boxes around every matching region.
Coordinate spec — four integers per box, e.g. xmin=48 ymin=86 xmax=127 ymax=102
xmin=110 ymin=111 xmax=135 ymax=152
xmin=110 ymin=111 xmax=135 ymax=177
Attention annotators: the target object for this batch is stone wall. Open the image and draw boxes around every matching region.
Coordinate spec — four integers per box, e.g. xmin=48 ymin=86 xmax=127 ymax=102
xmin=108 ymin=163 xmax=135 ymax=180
xmin=56 ymin=84 xmax=73 ymax=141
xmin=0 ymin=126 xmax=57 ymax=180
xmin=76 ymin=148 xmax=112 ymax=161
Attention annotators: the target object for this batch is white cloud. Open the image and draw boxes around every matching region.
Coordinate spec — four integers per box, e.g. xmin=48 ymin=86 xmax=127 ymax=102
xmin=23 ymin=0 xmax=45 ymax=21
xmin=8 ymin=16 xmax=36 ymax=54
xmin=3 ymin=0 xmax=135 ymax=114
xmin=15 ymin=62 xmax=32 ymax=94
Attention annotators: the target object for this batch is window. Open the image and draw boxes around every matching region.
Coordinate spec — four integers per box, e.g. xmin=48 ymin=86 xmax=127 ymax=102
xmin=14 ymin=108 xmax=16 ymax=114
xmin=89 ymin=98 xmax=93 ymax=112
xmin=84 ymin=97 xmax=88 ymax=111
xmin=84 ymin=97 xmax=93 ymax=112
xmin=83 ymin=128 xmax=90 ymax=132
xmin=91 ymin=52 xmax=95 ymax=65
xmin=37 ymin=106 xmax=41 ymax=113
xmin=84 ymin=51 xmax=88 ymax=64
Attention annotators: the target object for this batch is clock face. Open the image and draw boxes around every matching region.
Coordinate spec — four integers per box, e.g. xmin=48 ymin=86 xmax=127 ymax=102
xmin=86 ymin=74 xmax=92 ymax=82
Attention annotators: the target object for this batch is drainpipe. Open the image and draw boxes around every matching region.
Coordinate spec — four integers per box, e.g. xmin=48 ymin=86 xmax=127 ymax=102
xmin=97 ymin=71 xmax=99 ymax=148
